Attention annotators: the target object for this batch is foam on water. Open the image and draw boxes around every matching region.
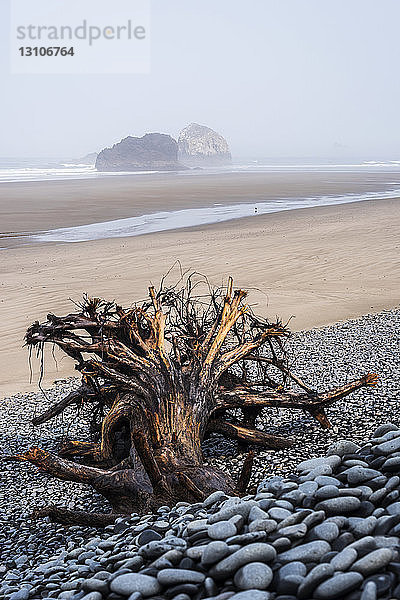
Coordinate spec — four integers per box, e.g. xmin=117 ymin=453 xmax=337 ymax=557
xmin=22 ymin=187 xmax=400 ymax=245
xmin=1 ymin=157 xmax=400 ymax=183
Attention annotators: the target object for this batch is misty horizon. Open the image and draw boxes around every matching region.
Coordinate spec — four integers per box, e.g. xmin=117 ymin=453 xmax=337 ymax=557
xmin=2 ymin=1 xmax=400 ymax=159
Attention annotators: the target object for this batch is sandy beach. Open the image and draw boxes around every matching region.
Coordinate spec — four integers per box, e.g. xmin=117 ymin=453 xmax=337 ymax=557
xmin=2 ymin=170 xmax=400 ymax=239
xmin=1 ymin=190 xmax=399 ymax=398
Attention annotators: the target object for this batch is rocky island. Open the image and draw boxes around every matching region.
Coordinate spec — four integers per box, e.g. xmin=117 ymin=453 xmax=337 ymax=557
xmin=178 ymin=122 xmax=232 ymax=165
xmin=96 ymin=133 xmax=186 ymax=172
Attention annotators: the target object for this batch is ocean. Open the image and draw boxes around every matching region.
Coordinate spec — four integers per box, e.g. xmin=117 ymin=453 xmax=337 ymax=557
xmin=1 ymin=156 xmax=400 ymax=183
xmin=1 ymin=157 xmax=400 ymax=246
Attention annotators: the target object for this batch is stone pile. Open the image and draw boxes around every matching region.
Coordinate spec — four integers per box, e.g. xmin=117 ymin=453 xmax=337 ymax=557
xmin=4 ymin=422 xmax=400 ymax=600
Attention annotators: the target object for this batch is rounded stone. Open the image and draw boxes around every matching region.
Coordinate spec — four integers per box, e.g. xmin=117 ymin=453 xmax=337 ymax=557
xmin=386 ymin=501 xmax=400 ymax=515
xmin=277 ymin=574 xmax=304 ymax=595
xmin=330 ymin=547 xmax=358 ymax=571
xmin=208 ymin=521 xmax=237 ymax=540
xmin=314 ymin=475 xmax=341 ymax=487
xmin=297 ymin=455 xmax=342 ymax=472
xmin=315 ymin=497 xmax=361 ymax=514
xmin=310 ymin=522 xmax=339 ymax=542
xmin=382 ymin=456 xmax=400 ymax=471
xmin=364 ymin=573 xmax=392 ymax=595
xmin=375 ymin=437 xmax=400 ymax=455
xmin=314 ymin=572 xmax=364 ymax=599
xmin=248 ymin=519 xmax=277 ymax=534
xmin=249 ymin=506 xmax=270 ymax=522
xmin=299 ymin=481 xmax=318 ymax=495
xmin=348 ymin=516 xmax=377 ymax=538
xmin=278 ymin=523 xmax=307 ymax=540
xmin=210 ymin=543 xmax=277 ymax=579
xmin=9 ymin=592 xmax=30 ymax=600
xmin=137 ymin=529 xmax=162 ymax=545
xmin=230 ymin=591 xmax=271 ymax=600
xmin=303 ymin=464 xmax=333 ymax=480
xmin=297 ymin=563 xmax=334 ymax=599
xmin=110 ymin=573 xmax=161 ymax=597
xmin=373 ymin=423 xmax=398 ymax=437
xmin=80 ymin=594 xmax=102 ymax=600
xmin=352 ymin=548 xmax=393 ymax=576
xmin=233 ymin=562 xmax=273 ymax=590
xmin=360 ymin=581 xmax=377 ymax=600
xmin=157 ymin=568 xmax=206 ymax=585
xmin=279 ymin=562 xmax=307 ymax=578
xmin=268 ymin=508 xmax=291 ymax=521
xmin=208 ymin=501 xmax=257 ymax=524
xmin=201 ymin=541 xmax=230 ymax=566
xmin=327 ymin=440 xmax=361 ymax=457
xmin=278 ymin=541 xmax=331 ymax=564
xmin=314 ymin=485 xmax=340 ymax=500
xmin=345 ymin=467 xmax=382 ymax=485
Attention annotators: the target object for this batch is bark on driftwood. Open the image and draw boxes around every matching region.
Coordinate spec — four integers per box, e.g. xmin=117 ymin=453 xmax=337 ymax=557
xmin=4 ymin=274 xmax=378 ymax=525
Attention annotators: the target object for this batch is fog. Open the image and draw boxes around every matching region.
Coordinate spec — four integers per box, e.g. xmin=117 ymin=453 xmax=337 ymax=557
xmin=1 ymin=0 xmax=400 ymax=159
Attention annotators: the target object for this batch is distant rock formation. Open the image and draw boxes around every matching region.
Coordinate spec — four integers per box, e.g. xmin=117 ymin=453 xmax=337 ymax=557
xmin=96 ymin=134 xmax=186 ymax=172
xmin=65 ymin=152 xmax=98 ymax=166
xmin=79 ymin=152 xmax=98 ymax=165
xmin=178 ymin=123 xmax=231 ymax=165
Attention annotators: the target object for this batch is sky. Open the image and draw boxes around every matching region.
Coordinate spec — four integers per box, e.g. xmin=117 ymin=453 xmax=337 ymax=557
xmin=1 ymin=0 xmax=400 ymax=159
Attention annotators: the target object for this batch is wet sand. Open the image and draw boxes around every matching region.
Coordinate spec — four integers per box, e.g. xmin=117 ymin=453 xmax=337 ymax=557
xmin=2 ymin=170 xmax=400 ymax=242
xmin=1 ymin=196 xmax=399 ymax=398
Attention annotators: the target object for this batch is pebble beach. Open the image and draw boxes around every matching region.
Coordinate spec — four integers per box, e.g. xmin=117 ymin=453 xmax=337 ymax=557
xmin=1 ymin=307 xmax=399 ymax=600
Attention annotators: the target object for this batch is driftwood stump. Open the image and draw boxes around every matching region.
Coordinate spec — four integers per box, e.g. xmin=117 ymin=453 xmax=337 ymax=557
xmin=5 ymin=274 xmax=377 ymax=525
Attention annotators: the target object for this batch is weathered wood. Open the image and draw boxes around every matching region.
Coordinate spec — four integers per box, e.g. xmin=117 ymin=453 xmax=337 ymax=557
xmin=4 ymin=275 xmax=378 ymax=523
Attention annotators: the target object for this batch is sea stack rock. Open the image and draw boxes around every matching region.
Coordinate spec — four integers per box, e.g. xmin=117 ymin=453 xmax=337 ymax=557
xmin=178 ymin=123 xmax=232 ymax=166
xmin=96 ymin=133 xmax=186 ymax=172
xmin=68 ymin=152 xmax=98 ymax=165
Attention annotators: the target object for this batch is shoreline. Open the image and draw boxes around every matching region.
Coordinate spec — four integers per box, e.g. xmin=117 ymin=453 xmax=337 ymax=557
xmin=4 ymin=187 xmax=400 ymax=247
xmin=2 ymin=170 xmax=400 ymax=242
xmin=1 ymin=196 xmax=399 ymax=398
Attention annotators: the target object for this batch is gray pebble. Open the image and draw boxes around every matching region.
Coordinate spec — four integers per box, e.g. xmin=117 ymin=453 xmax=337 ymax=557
xmin=348 ymin=516 xmax=377 ymax=537
xmin=386 ymin=501 xmax=400 ymax=515
xmin=330 ymin=547 xmax=358 ymax=571
xmin=360 ymin=580 xmax=378 ymax=600
xmin=345 ymin=467 xmax=382 ymax=485
xmin=352 ymin=548 xmax=393 ymax=575
xmin=230 ymin=591 xmax=271 ymax=600
xmin=314 ymin=485 xmax=340 ymax=500
xmin=157 ymin=568 xmax=205 ymax=585
xmin=208 ymin=501 xmax=257 ymax=524
xmin=314 ymin=572 xmax=363 ymax=599
xmin=297 ymin=455 xmax=341 ymax=472
xmin=298 ymin=481 xmax=318 ymax=494
xmin=315 ymin=497 xmax=361 ymax=514
xmin=314 ymin=475 xmax=341 ymax=487
xmin=268 ymin=508 xmax=291 ymax=521
xmin=303 ymin=464 xmax=333 ymax=480
xmin=248 ymin=519 xmax=277 ymax=534
xmin=375 ymin=437 xmax=400 ymax=455
xmin=373 ymin=423 xmax=399 ymax=437
xmin=208 ymin=521 xmax=237 ymax=540
xmin=278 ymin=540 xmax=331 ymax=563
xmin=297 ymin=563 xmax=334 ymax=599
xmin=201 ymin=541 xmax=230 ymax=566
xmin=309 ymin=522 xmax=339 ymax=542
xmin=279 ymin=561 xmax=307 ymax=578
xmin=210 ymin=543 xmax=276 ymax=579
xmin=327 ymin=440 xmax=360 ymax=457
xmin=233 ymin=562 xmax=273 ymax=590
xmin=278 ymin=523 xmax=307 ymax=540
xmin=110 ymin=573 xmax=161 ymax=597
xmin=9 ymin=591 xmax=30 ymax=600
